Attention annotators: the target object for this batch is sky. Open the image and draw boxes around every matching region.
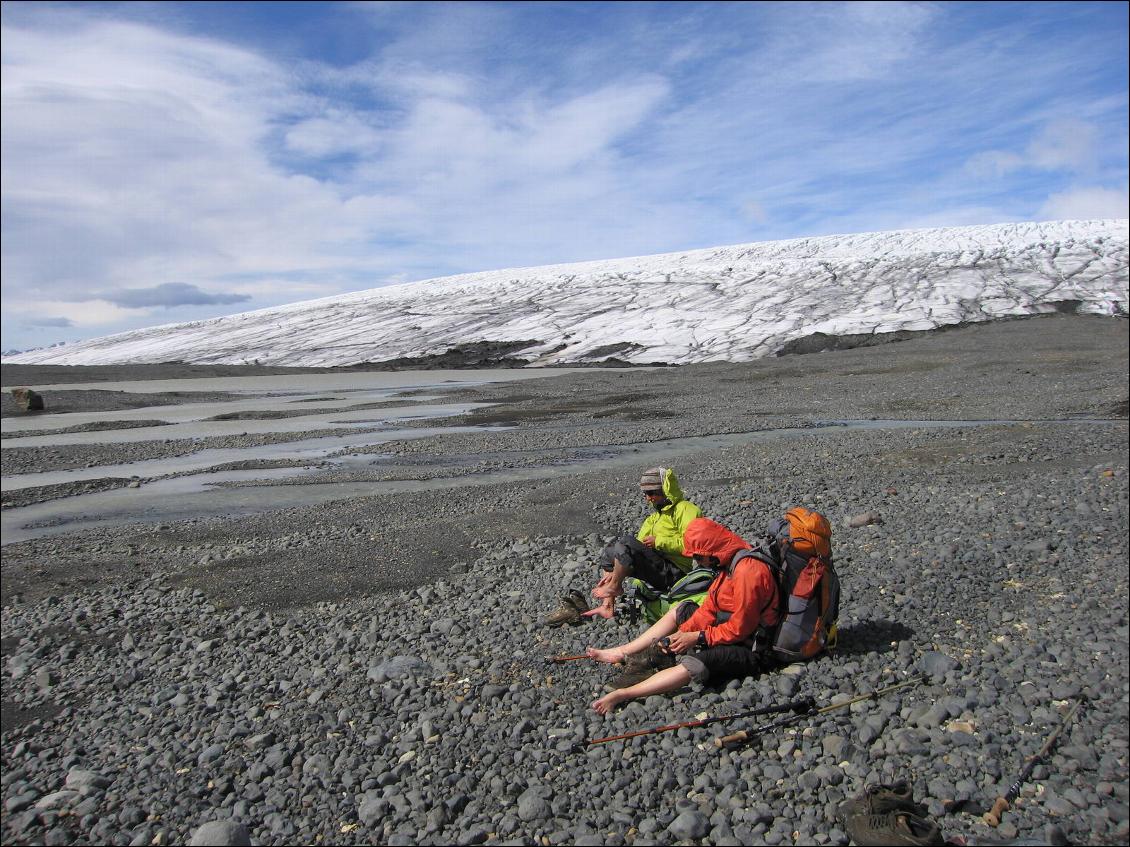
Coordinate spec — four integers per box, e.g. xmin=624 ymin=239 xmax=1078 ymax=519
xmin=2 ymin=1 xmax=1128 ymax=353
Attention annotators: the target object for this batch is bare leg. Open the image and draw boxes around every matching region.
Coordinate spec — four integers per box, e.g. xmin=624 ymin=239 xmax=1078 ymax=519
xmin=590 ymin=561 xmax=629 ymax=600
xmin=585 ymin=605 xmax=680 ymax=664
xmin=585 ymin=644 xmax=627 ymax=664
xmin=591 ymin=664 xmax=694 ymax=714
xmin=583 ymin=560 xmax=630 ymax=619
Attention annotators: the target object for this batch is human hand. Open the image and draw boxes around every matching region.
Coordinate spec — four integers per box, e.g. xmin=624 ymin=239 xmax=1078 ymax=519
xmin=592 ymin=581 xmax=622 ymax=600
xmin=642 ymin=536 xmax=656 ymax=548
xmin=665 ymin=631 xmax=700 ymax=654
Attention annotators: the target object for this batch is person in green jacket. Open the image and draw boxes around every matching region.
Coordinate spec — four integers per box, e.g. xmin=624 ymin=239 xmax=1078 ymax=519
xmin=545 ymin=467 xmax=703 ymax=624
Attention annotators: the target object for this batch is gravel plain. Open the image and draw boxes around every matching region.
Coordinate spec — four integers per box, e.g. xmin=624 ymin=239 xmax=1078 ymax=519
xmin=1 ymin=314 xmax=1128 ymax=846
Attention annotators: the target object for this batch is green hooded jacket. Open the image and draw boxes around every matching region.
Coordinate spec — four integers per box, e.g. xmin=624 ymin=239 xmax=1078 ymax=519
xmin=636 ymin=468 xmax=702 ymax=572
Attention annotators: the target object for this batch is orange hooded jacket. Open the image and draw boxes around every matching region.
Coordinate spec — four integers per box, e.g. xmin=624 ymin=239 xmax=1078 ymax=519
xmin=678 ymin=517 xmax=779 ymax=647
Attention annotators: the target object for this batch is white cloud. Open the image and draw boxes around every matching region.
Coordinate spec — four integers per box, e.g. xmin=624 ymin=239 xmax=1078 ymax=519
xmin=765 ymin=1 xmax=937 ymax=84
xmin=1026 ymin=121 xmax=1097 ymax=171
xmin=1039 ymin=186 xmax=1130 ymax=221
xmin=284 ymin=111 xmax=383 ymax=158
xmin=5 ymin=298 xmax=150 ymax=327
xmin=741 ymin=200 xmax=769 ymax=224
xmin=966 ymin=120 xmax=1099 ymax=178
xmin=370 ymin=60 xmax=475 ymax=101
xmin=0 ymin=12 xmax=691 ymax=351
xmin=964 ymin=151 xmax=1025 ymax=180
xmin=0 ymin=18 xmax=359 ymax=300
xmin=1 ymin=2 xmax=1126 ymax=351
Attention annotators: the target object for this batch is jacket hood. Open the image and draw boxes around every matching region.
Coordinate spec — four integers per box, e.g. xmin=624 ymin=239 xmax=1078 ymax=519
xmin=681 ymin=517 xmax=751 ymax=567
xmin=659 ymin=467 xmax=684 ymax=505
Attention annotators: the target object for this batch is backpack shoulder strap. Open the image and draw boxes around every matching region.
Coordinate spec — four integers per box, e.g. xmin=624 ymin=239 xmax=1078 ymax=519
xmin=729 ymin=546 xmax=779 ymax=617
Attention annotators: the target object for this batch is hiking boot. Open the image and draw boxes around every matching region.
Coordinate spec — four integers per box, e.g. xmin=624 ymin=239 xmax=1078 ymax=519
xmin=542 ymin=591 xmax=589 ymax=627
xmin=564 ymin=589 xmax=589 ymax=612
xmin=628 ymin=644 xmax=677 ymax=671
xmin=612 ymin=666 xmax=659 ymax=688
xmin=843 ymin=811 xmax=944 ymax=847
xmin=838 ymin=781 xmax=924 ymax=822
xmin=611 ymin=644 xmax=676 ymax=686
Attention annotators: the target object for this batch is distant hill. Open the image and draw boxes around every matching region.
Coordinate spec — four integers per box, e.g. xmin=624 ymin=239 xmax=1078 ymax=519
xmin=5 ymin=219 xmax=1127 ymax=367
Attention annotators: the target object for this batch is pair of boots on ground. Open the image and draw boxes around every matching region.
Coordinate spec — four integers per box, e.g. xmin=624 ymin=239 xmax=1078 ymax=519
xmin=839 ymin=781 xmax=944 ymax=846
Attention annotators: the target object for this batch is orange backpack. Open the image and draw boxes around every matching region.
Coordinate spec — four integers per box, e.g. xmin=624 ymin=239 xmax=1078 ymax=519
xmin=759 ymin=507 xmax=839 ymax=662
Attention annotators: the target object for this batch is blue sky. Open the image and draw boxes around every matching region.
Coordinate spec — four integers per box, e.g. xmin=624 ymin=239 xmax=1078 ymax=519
xmin=2 ymin=1 xmax=1127 ymax=352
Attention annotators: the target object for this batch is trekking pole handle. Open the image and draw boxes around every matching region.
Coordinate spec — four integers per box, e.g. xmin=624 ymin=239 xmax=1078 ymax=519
xmin=715 ymin=729 xmax=750 ymax=749
xmin=983 ymin=698 xmax=1083 ymax=827
xmin=714 ymin=710 xmax=805 ymax=749
xmin=984 ymin=797 xmax=1010 ymax=827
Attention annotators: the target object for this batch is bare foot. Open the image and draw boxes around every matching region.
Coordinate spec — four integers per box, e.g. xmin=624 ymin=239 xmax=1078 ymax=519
xmin=585 ymin=646 xmax=626 ymax=664
xmin=581 ymin=604 xmax=615 ymax=620
xmin=591 ymin=691 xmax=627 ymax=714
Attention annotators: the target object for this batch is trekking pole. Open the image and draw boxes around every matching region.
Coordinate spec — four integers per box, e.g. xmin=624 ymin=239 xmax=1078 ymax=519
xmin=544 ymin=654 xmax=591 ymax=664
xmin=586 ymin=696 xmax=816 ymax=746
xmin=715 ymin=674 xmax=927 ymax=750
xmin=983 ymin=698 xmax=1083 ymax=827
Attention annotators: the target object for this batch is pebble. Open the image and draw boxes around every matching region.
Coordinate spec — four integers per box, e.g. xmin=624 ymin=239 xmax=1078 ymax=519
xmin=188 ymin=820 xmax=252 ymax=846
xmin=2 ymin=332 xmax=1127 ymax=847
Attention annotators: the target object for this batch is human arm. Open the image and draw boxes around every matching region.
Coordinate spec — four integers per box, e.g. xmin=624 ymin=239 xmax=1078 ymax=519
xmin=636 ymin=513 xmax=657 ymax=544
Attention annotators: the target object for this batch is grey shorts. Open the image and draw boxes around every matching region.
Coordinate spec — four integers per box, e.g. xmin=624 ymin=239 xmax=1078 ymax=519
xmin=677 ymin=645 xmax=765 ymax=683
xmin=672 ymin=600 xmax=765 ymax=683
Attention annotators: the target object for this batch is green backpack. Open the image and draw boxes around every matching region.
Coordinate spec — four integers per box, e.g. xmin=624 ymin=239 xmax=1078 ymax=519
xmin=624 ymin=567 xmax=718 ymax=624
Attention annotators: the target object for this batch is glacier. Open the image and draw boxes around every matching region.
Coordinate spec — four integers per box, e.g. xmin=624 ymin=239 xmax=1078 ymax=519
xmin=5 ymin=219 xmax=1127 ymax=367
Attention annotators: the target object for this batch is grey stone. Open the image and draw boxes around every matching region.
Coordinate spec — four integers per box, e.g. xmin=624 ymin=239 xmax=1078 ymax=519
xmin=188 ymin=820 xmax=252 ymax=846
xmin=919 ymin=651 xmax=959 ymax=679
xmin=35 ymin=790 xmax=80 ymax=811
xmin=197 ymin=743 xmax=225 ymax=765
xmin=4 ymin=792 xmax=39 ymax=814
xmin=359 ymin=794 xmax=391 ymax=827
xmin=517 ymin=790 xmax=551 ymax=822
xmin=64 ymin=769 xmax=111 ymax=792
xmin=668 ymin=810 xmax=711 ymax=840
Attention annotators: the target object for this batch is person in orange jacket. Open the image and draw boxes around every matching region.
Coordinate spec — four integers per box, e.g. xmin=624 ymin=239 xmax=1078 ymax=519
xmin=586 ymin=516 xmax=780 ymax=714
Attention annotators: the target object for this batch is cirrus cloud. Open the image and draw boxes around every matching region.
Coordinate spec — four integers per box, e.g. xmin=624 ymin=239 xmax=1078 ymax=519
xmin=1 ymin=2 xmax=1127 ymax=354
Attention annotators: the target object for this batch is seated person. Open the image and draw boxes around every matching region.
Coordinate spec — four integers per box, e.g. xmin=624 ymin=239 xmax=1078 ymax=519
xmin=544 ymin=467 xmax=702 ymax=625
xmin=585 ymin=516 xmax=780 ymax=714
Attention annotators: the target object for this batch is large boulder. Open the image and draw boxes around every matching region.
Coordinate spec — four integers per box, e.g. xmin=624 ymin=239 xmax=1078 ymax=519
xmin=11 ymin=387 xmax=44 ymax=412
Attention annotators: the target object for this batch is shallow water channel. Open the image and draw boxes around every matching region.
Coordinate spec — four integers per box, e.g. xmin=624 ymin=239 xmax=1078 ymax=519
xmin=0 ymin=369 xmax=568 ymax=542
xmin=5 ymin=415 xmax=1115 ymax=545
xmin=3 ymin=370 xmax=1119 ymax=545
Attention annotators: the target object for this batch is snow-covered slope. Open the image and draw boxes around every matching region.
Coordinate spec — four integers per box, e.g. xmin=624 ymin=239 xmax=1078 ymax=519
xmin=7 ymin=220 xmax=1128 ymax=367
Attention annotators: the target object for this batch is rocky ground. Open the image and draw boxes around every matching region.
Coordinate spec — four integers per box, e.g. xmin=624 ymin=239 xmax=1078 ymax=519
xmin=1 ymin=314 xmax=1128 ymax=846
